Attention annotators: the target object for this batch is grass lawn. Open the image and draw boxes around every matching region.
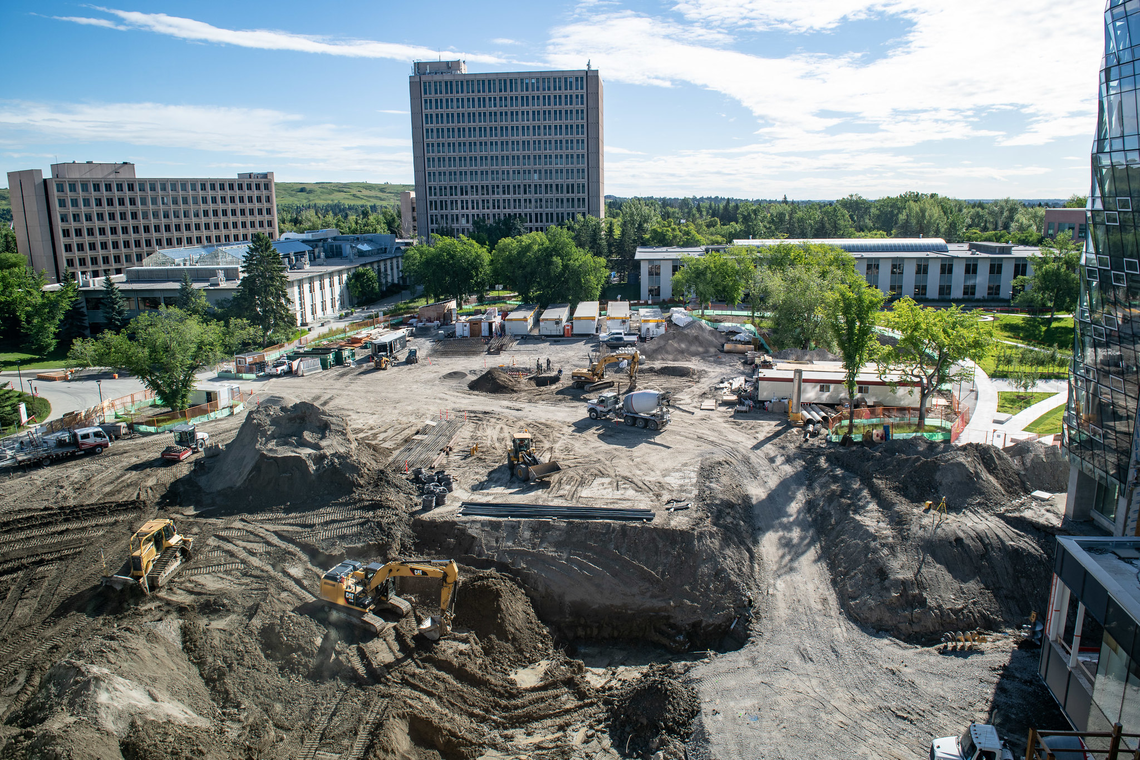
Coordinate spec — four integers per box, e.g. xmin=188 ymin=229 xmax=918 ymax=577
xmin=275 ymin=182 xmax=412 ymax=208
xmin=0 ymin=389 xmax=51 ymax=435
xmin=983 ymin=314 xmax=1075 ymax=350
xmin=997 ymin=391 xmax=1056 ymax=415
xmin=0 ymin=345 xmax=71 ymax=371
xmin=1024 ymin=404 xmax=1066 ymax=436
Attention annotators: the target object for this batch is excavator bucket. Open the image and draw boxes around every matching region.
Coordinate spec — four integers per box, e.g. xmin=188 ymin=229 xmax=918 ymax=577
xmin=418 ymin=616 xmax=443 ymax=641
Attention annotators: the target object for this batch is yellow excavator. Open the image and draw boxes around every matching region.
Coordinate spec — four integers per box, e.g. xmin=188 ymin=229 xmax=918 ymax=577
xmin=102 ymin=518 xmax=194 ymax=595
xmin=319 ymin=558 xmax=459 ymax=640
xmin=571 ymin=350 xmax=639 ymax=392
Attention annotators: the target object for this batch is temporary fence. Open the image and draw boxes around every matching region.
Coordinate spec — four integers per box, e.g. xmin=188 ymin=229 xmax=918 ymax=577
xmin=38 ymin=389 xmax=160 ymax=436
xmin=127 ymin=390 xmax=255 ymax=434
xmin=824 ymin=405 xmax=963 ymax=442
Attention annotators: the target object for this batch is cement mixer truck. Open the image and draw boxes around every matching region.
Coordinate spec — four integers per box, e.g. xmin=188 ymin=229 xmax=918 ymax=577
xmin=586 ymin=389 xmax=671 ymax=430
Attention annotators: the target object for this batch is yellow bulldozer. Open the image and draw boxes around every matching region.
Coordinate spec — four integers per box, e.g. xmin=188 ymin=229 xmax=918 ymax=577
xmin=571 ymin=350 xmax=639 ymax=392
xmin=102 ymin=518 xmax=194 ymax=595
xmin=507 ymin=430 xmax=563 ymax=482
xmin=319 ymin=558 xmax=459 ymax=639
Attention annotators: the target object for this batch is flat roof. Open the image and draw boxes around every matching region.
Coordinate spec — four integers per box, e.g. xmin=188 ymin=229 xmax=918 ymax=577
xmin=634 ymin=246 xmax=704 ymax=261
xmin=755 ymin=360 xmax=914 ymax=385
xmin=734 ymin=238 xmax=951 ymax=253
xmin=573 ymin=301 xmax=599 ymax=318
xmin=1057 ymin=537 xmax=1140 ymax=625
xmin=540 ymin=304 xmax=571 ymax=320
xmin=607 ymin=302 xmax=631 ymax=318
xmin=505 ymin=304 xmax=538 ymax=319
xmin=639 ymin=307 xmax=664 ymax=319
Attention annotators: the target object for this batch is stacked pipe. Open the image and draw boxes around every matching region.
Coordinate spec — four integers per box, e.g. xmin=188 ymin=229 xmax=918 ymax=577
xmin=458 ymin=502 xmax=654 ymax=522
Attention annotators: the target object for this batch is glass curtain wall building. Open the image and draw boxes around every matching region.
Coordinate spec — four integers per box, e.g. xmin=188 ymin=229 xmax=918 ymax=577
xmin=1066 ymin=0 xmax=1140 ymax=535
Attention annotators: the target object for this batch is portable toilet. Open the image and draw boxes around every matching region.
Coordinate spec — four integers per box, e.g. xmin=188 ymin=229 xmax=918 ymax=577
xmin=504 ymin=304 xmax=539 ymax=336
xmin=539 ymin=304 xmax=571 ymax=337
xmin=605 ymin=301 xmax=631 ymax=334
xmin=639 ymin=307 xmax=667 ymax=338
xmin=456 ymin=315 xmax=474 ymax=338
xmin=573 ymin=301 xmax=600 ymax=335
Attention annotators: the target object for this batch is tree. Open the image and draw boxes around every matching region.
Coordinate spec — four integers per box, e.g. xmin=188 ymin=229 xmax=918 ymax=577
xmin=404 ymin=236 xmax=490 ymax=306
xmin=57 ymin=277 xmax=90 ymax=346
xmin=71 ymin=308 xmax=226 ymax=411
xmin=232 ymin=233 xmax=295 ymax=343
xmin=1012 ymin=231 xmax=1080 ymax=327
xmin=824 ymin=276 xmax=886 ymax=436
xmin=751 ymin=242 xmax=856 ymax=351
xmin=176 ymin=272 xmax=209 ymax=318
xmin=25 ymin=277 xmax=77 ymax=356
xmin=346 ymin=267 xmax=380 ymax=305
xmin=100 ymin=275 xmax=129 ymax=332
xmin=471 ymin=215 xmax=526 ymax=251
xmin=0 ymin=253 xmax=45 ymax=345
xmin=1064 ymin=195 xmax=1087 ymax=209
xmin=878 ymin=299 xmax=992 ymax=431
xmin=490 ymin=228 xmax=606 ymax=305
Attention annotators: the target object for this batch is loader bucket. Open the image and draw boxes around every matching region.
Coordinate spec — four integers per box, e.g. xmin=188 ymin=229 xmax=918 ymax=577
xmin=527 ymin=461 xmax=562 ymax=481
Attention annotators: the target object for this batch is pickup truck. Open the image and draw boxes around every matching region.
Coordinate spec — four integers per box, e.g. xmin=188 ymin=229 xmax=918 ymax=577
xmin=601 ymin=331 xmax=639 ymax=348
xmin=265 ymin=359 xmax=290 ymax=376
xmin=930 ymin=724 xmax=1014 ymax=760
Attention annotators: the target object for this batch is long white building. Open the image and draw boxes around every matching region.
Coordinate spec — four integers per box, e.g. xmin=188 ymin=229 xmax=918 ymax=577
xmin=636 ymin=239 xmax=1038 ymax=303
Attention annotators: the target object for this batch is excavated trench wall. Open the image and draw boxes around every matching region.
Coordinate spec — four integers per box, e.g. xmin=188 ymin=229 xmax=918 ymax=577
xmin=414 ymin=516 xmax=758 ymax=650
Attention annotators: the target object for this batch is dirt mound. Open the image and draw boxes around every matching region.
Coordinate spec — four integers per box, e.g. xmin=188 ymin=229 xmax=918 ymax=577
xmin=772 ymin=347 xmax=839 ymax=361
xmin=1005 ymin=439 xmax=1069 ymax=493
xmin=607 ymin=664 xmax=699 ymax=759
xmin=467 ymin=368 xmax=520 ymax=394
xmin=807 ymin=440 xmax=1055 ymax=635
xmin=641 ymin=320 xmax=724 ymax=361
xmin=259 ymin=612 xmax=326 ymax=676
xmin=644 ymin=365 xmax=700 ymax=378
xmin=195 ymin=396 xmax=379 ymax=510
xmin=452 ymin=570 xmax=553 ymax=667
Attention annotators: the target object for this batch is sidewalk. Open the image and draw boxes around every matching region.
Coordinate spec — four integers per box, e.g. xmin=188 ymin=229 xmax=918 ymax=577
xmin=1001 ymin=391 xmax=1067 ymax=433
xmin=956 ymin=360 xmax=998 ymax=445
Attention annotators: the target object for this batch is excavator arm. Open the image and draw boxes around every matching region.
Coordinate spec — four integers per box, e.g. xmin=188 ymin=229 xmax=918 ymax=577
xmin=364 ymin=560 xmax=460 ymax=639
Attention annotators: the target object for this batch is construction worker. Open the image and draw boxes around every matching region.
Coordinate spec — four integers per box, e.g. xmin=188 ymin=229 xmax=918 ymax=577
xmin=546 ymin=358 xmax=552 ymax=372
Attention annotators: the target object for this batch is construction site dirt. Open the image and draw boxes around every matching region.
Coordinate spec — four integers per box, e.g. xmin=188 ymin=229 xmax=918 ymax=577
xmin=0 ymin=332 xmax=1075 ymax=759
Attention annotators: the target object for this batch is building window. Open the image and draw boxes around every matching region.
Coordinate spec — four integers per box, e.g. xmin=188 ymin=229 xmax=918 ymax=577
xmin=913 ymin=260 xmax=928 ymax=297
xmin=987 ymin=260 xmax=1003 ymax=297
xmin=857 ymin=385 xmax=870 ymax=395
xmin=889 ymin=258 xmax=904 ymax=295
xmin=818 ymin=384 xmax=831 ymax=393
xmin=865 ymin=259 xmax=880 ymax=288
xmin=938 ymin=260 xmax=953 ymax=297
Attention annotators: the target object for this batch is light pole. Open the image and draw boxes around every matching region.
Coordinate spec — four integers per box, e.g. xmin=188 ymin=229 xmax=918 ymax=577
xmin=97 ymin=379 xmax=104 ymax=424
xmin=15 ymin=361 xmax=23 ymax=396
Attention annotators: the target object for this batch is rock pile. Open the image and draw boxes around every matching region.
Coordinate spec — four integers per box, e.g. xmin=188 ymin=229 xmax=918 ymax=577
xmin=607 ymin=664 xmax=699 ymax=760
xmin=640 ymin=321 xmax=724 ymax=362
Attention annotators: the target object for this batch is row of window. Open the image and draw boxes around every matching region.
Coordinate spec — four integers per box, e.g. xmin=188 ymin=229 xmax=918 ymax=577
xmin=426 ymin=146 xmax=586 ymax=168
xmin=61 ymin=218 xmax=273 ymax=244
xmin=67 ymin=253 xmax=145 ymax=267
xmin=429 ymin=197 xmax=584 ymax=212
xmin=421 ymin=75 xmax=586 ymax=96
xmin=429 ymin=183 xmax=585 ymax=197
xmin=424 ymin=130 xmax=586 ymax=149
xmin=55 ymin=180 xmax=271 ymax=194
xmin=60 ymin=207 xmax=272 ymax=231
xmin=423 ymin=93 xmax=584 ymax=112
xmin=428 ymin=210 xmax=583 ymax=228
xmin=424 ymin=109 xmax=585 ymax=128
xmin=864 ymin=258 xmax=1028 ymax=297
xmin=57 ymin=195 xmax=269 ymax=210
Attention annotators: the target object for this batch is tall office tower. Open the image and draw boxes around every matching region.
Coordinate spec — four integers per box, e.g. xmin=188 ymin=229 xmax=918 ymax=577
xmin=7 ymin=162 xmax=277 ymax=284
xmin=1066 ymin=0 xmax=1140 ymax=534
xmin=409 ymin=60 xmax=604 ymax=239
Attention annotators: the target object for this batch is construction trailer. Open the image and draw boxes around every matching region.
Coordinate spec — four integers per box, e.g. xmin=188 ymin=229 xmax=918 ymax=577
xmin=573 ymin=301 xmax=600 ymax=335
xmin=752 ymin=361 xmax=922 ymax=407
xmin=417 ymin=299 xmax=458 ymax=325
xmin=539 ymin=304 xmax=572 ymax=337
xmin=504 ymin=305 xmax=539 ymax=336
xmin=605 ymin=301 xmax=631 ymax=334
xmin=456 ymin=308 xmax=502 ymax=338
xmin=370 ymin=331 xmax=408 ymax=360
xmin=638 ymin=307 xmax=667 ymax=338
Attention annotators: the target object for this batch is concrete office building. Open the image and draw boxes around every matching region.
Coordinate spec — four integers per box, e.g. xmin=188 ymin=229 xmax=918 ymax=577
xmin=1063 ymin=0 xmax=1140 ymax=537
xmin=400 ymin=190 xmax=418 ymax=239
xmin=7 ymin=161 xmax=278 ymax=284
xmin=636 ymin=239 xmax=1038 ymax=303
xmin=408 ymin=60 xmax=604 ymax=239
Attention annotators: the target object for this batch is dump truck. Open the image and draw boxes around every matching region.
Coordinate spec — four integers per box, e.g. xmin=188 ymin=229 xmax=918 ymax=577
xmin=161 ymin=423 xmax=210 ymax=462
xmin=589 ymin=389 xmax=672 ymax=430
xmin=13 ymin=426 xmax=111 ymax=467
xmin=507 ymin=431 xmax=562 ymax=482
xmin=319 ymin=558 xmax=459 ymax=639
xmin=102 ymin=518 xmax=194 ymax=595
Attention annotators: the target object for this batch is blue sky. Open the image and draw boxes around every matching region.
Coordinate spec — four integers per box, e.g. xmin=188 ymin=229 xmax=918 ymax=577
xmin=0 ymin=0 xmax=1106 ymax=199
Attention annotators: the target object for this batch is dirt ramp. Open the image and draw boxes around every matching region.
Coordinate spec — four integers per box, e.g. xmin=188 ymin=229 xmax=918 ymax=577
xmin=195 ymin=397 xmax=379 ymax=510
xmin=467 ymin=368 xmax=520 ymax=394
xmin=807 ymin=440 xmax=1054 ymax=636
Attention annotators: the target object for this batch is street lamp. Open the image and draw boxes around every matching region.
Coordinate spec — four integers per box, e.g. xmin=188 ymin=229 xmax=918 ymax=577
xmin=97 ymin=379 xmax=104 ymax=424
xmin=15 ymin=361 xmax=23 ymax=396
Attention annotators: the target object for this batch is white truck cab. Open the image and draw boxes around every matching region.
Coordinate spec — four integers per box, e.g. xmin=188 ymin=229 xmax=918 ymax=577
xmin=930 ymin=724 xmax=1014 ymax=760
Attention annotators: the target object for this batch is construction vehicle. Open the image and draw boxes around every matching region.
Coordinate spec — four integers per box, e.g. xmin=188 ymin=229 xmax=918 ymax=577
xmin=406 ymin=347 xmax=419 ymax=364
xmin=371 ymin=331 xmax=408 ymax=370
xmin=571 ymin=350 xmax=639 ymax=392
xmin=13 ymin=426 xmax=111 ymax=467
xmin=319 ymin=558 xmax=459 ymax=640
xmin=507 ymin=430 xmax=563 ymax=482
xmin=930 ymin=723 xmax=1014 ymax=760
xmin=161 ymin=423 xmax=210 ymax=462
xmin=587 ymin=389 xmax=671 ymax=430
xmin=601 ymin=331 xmax=639 ymax=348
xmin=102 ymin=518 xmax=195 ymax=595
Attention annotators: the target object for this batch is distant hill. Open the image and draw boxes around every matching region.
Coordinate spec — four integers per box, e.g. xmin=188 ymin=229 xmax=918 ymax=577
xmin=275 ymin=182 xmax=412 ymax=208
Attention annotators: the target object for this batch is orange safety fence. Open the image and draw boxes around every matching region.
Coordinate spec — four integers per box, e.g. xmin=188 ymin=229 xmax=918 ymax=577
xmin=123 ymin=390 xmax=255 ymax=428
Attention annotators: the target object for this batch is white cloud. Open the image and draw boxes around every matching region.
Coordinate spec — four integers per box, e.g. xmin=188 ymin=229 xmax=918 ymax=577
xmin=49 ymin=15 xmax=126 ymax=30
xmin=493 ymin=38 xmax=522 ymax=46
xmin=546 ymin=0 xmax=1103 ymax=195
xmin=0 ymin=101 xmax=411 ymax=178
xmin=606 ymin=146 xmax=646 ymax=155
xmin=377 ymin=109 xmax=410 ymax=115
xmin=56 ymin=7 xmax=507 ymax=64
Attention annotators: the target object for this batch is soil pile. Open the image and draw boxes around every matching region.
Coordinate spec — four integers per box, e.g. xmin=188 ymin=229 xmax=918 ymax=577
xmin=641 ymin=321 xmax=724 ymax=362
xmin=1006 ymin=439 xmax=1069 ymax=493
xmin=452 ymin=571 xmax=552 ymax=668
xmin=196 ymin=396 xmax=380 ymax=509
xmin=643 ymin=365 xmax=701 ymax=378
xmin=607 ymin=664 xmax=699 ymax=759
xmin=467 ymin=368 xmax=520 ymax=394
xmin=806 ymin=438 xmax=1056 ymax=635
xmin=772 ymin=347 xmax=840 ymax=361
